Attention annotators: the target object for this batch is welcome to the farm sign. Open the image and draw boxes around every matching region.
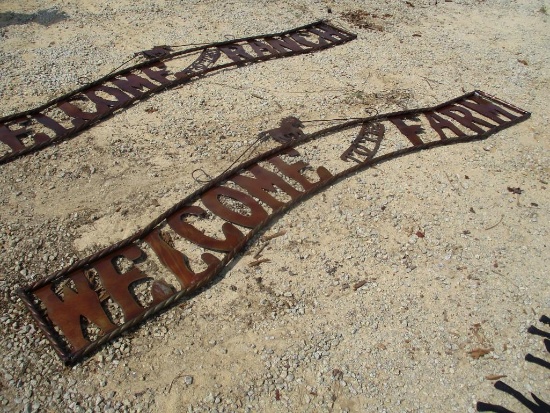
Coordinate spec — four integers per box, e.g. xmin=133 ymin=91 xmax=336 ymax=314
xmin=17 ymin=90 xmax=530 ymax=364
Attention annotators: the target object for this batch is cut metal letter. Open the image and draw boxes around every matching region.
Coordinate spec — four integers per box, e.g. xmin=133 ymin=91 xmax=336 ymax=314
xmin=34 ymin=270 xmax=116 ymax=351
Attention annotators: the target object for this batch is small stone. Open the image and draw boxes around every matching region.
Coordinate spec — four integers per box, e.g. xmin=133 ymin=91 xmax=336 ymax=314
xmin=184 ymin=376 xmax=193 ymax=385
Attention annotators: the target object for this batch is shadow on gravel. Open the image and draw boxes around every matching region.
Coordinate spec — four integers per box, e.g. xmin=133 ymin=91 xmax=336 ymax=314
xmin=0 ymin=8 xmax=69 ymax=28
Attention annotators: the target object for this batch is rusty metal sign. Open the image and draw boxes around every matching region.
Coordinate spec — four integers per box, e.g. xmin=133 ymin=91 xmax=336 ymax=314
xmin=477 ymin=315 xmax=550 ymax=412
xmin=18 ymin=90 xmax=530 ymax=364
xmin=0 ymin=21 xmax=355 ymax=165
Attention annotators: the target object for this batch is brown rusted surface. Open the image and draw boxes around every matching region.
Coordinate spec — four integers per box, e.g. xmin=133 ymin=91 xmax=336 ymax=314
xmin=144 ymin=228 xmax=220 ymax=289
xmin=166 ymin=206 xmax=244 ymax=252
xmin=477 ymin=315 xmax=549 ymax=412
xmin=0 ymin=21 xmax=355 ymax=165
xmin=93 ymin=245 xmax=149 ymax=321
xmin=340 ymin=122 xmax=385 ymax=162
xmin=150 ymin=279 xmax=177 ymax=305
xmin=263 ymin=116 xmax=305 ymax=144
xmin=18 ymin=91 xmax=530 ymax=364
xmin=232 ymin=163 xmax=304 ymax=209
xmin=33 ymin=270 xmax=117 ymax=351
xmin=201 ymin=186 xmax=270 ymax=228
xmin=268 ymin=148 xmax=333 ymax=190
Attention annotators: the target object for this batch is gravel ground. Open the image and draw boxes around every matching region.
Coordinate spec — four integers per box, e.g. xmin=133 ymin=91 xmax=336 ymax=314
xmin=0 ymin=1 xmax=549 ymax=412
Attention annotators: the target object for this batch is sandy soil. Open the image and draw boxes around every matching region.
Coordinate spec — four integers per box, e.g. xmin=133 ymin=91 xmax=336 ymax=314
xmin=0 ymin=1 xmax=548 ymax=412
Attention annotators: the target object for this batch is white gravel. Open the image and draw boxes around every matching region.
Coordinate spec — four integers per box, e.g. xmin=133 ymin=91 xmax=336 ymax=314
xmin=0 ymin=1 xmax=549 ymax=412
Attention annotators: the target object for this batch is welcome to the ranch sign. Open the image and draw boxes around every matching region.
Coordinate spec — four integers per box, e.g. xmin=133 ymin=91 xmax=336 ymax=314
xmin=17 ymin=90 xmax=531 ymax=364
xmin=0 ymin=21 xmax=355 ymax=164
